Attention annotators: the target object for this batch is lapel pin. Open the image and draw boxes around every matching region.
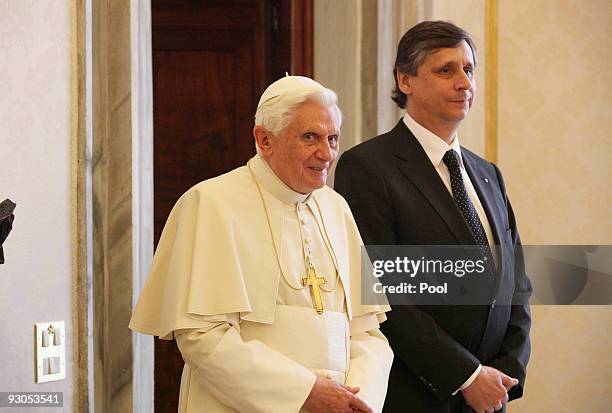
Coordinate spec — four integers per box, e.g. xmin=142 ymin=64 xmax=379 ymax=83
xmin=484 ymin=177 xmax=489 ymax=183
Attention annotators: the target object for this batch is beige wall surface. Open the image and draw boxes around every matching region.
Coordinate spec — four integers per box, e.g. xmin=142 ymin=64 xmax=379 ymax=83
xmin=498 ymin=1 xmax=612 ymax=412
xmin=0 ymin=0 xmax=73 ymax=410
xmin=498 ymin=0 xmax=612 ymax=245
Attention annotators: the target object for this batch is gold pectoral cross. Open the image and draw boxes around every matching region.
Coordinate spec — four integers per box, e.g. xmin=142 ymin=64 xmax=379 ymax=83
xmin=301 ymin=262 xmax=327 ymax=314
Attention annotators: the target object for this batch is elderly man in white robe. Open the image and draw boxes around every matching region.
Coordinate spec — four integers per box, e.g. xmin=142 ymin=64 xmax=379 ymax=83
xmin=130 ymin=76 xmax=393 ymax=413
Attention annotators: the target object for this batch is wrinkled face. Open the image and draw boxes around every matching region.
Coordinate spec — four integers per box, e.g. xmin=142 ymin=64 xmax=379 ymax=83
xmin=399 ymin=40 xmax=476 ymax=137
xmin=257 ymin=100 xmax=340 ymax=194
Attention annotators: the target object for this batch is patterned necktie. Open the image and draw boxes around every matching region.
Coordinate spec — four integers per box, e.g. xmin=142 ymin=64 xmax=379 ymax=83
xmin=442 ymin=149 xmax=496 ymax=273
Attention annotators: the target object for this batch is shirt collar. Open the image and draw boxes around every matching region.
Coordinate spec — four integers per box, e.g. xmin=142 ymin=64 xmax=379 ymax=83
xmin=249 ymin=154 xmax=311 ymax=205
xmin=403 ymin=112 xmax=465 ymax=169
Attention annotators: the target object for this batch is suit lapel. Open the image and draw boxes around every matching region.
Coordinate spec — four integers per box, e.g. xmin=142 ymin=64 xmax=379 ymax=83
xmin=461 ymin=151 xmax=508 ymax=284
xmin=461 ymin=152 xmax=505 ymax=246
xmin=391 ymin=121 xmax=476 ymax=246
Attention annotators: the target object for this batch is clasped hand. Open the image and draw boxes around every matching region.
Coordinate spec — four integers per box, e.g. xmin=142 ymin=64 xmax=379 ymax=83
xmin=303 ymin=376 xmax=373 ymax=413
xmin=461 ymin=366 xmax=519 ymax=413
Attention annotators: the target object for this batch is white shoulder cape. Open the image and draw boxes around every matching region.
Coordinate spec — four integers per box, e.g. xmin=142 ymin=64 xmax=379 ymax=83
xmin=130 ymin=164 xmax=388 ymax=339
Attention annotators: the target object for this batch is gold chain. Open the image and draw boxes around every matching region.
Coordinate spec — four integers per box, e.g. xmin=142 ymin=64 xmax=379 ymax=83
xmin=247 ymin=161 xmax=340 ymax=292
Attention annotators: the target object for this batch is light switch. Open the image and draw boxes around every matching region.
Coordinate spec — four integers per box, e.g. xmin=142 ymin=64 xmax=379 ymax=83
xmin=53 ymin=328 xmax=61 ymax=346
xmin=35 ymin=321 xmax=65 ymax=383
xmin=49 ymin=357 xmax=60 ymax=374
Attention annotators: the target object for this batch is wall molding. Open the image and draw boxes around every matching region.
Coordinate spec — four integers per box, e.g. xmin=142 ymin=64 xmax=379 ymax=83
xmin=485 ymin=0 xmax=498 ymax=163
xmin=130 ymin=0 xmax=154 ymax=412
xmin=70 ymin=0 xmax=89 ymax=411
xmin=92 ymin=0 xmax=135 ymax=410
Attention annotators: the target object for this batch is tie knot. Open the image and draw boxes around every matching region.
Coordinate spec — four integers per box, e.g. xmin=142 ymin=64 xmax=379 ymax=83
xmin=442 ymin=149 xmax=460 ymax=170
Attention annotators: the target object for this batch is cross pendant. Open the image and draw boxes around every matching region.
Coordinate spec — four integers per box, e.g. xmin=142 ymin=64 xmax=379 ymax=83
xmin=301 ymin=263 xmax=327 ymax=314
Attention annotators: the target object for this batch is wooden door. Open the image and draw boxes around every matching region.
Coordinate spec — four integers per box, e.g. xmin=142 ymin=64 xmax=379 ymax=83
xmin=152 ymin=1 xmax=312 ymax=411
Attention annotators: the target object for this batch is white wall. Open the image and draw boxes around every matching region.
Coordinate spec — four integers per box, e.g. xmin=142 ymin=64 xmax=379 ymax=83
xmin=0 ymin=1 xmax=73 ymax=410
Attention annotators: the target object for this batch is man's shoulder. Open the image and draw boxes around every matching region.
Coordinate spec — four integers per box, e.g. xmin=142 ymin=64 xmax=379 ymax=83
xmin=343 ymin=128 xmax=399 ymax=159
xmin=177 ymin=164 xmax=253 ymax=209
xmin=335 ymin=124 xmax=408 ymax=193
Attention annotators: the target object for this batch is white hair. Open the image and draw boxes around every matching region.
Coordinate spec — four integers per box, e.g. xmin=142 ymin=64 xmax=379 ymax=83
xmin=254 ymin=87 xmax=343 ymax=153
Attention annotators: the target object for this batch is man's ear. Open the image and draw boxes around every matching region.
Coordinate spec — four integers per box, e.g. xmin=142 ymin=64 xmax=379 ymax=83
xmin=397 ymin=72 xmax=412 ymax=96
xmin=253 ymin=125 xmax=273 ymax=156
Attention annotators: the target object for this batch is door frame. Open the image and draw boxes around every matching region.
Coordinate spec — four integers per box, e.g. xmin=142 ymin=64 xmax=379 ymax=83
xmin=82 ymin=0 xmax=155 ymax=411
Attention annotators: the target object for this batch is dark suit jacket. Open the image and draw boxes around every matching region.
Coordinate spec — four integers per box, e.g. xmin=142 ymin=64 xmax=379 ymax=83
xmin=334 ymin=120 xmax=532 ymax=413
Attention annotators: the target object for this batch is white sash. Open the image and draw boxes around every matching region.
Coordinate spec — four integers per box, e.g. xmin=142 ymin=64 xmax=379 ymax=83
xmin=240 ymin=305 xmax=349 ymax=383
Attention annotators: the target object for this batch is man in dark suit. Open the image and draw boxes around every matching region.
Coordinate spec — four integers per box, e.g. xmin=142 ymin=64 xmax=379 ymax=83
xmin=334 ymin=21 xmax=531 ymax=413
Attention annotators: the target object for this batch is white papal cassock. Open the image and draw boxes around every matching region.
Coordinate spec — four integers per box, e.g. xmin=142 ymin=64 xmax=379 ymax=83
xmin=130 ymin=154 xmax=393 ymax=412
